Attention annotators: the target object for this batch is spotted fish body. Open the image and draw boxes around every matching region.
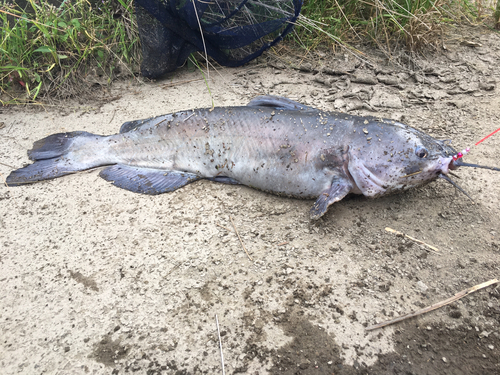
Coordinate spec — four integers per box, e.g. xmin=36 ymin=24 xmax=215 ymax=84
xmin=6 ymin=96 xmax=459 ymax=219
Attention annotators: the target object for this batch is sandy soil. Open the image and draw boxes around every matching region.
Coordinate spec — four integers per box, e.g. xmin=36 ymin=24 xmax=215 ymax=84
xmin=1 ymin=27 xmax=500 ymax=374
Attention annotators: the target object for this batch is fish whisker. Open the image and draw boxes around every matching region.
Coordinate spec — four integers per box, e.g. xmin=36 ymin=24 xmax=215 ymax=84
xmin=454 ymin=161 xmax=500 ymax=172
xmin=439 ymin=174 xmax=475 ymax=203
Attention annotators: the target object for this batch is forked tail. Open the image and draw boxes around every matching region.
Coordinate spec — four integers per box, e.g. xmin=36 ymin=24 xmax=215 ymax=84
xmin=6 ymin=131 xmax=105 ymax=186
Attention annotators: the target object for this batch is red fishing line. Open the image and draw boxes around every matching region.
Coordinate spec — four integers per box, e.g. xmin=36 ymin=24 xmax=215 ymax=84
xmin=475 ymin=127 xmax=500 ymax=146
xmin=452 ymin=127 xmax=500 ymax=161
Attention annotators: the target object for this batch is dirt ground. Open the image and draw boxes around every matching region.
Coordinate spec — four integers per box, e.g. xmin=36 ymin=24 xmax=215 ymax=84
xmin=1 ymin=26 xmax=500 ymax=375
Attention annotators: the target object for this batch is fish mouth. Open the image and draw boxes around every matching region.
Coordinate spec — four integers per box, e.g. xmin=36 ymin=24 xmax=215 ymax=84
xmin=432 ymin=156 xmax=453 ymax=175
xmin=448 ymin=159 xmax=459 ymax=171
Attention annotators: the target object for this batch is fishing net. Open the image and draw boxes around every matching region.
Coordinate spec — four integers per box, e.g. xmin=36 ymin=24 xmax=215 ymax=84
xmin=134 ymin=0 xmax=302 ymax=78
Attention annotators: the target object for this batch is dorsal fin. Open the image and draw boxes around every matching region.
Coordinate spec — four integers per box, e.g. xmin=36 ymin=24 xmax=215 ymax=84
xmin=119 ymin=118 xmax=153 ymax=133
xmin=247 ymin=95 xmax=317 ymax=112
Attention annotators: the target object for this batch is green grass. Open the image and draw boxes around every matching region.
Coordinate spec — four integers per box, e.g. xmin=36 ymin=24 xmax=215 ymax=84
xmin=1 ymin=0 xmax=498 ymax=103
xmin=297 ymin=0 xmax=496 ymax=51
xmin=495 ymin=0 xmax=500 ymax=29
xmin=0 ymin=0 xmax=139 ymax=103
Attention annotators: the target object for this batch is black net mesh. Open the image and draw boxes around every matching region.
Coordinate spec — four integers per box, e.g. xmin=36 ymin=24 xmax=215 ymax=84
xmin=134 ymin=0 xmax=302 ymax=78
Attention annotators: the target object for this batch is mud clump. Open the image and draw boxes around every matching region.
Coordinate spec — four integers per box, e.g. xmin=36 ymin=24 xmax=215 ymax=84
xmin=90 ymin=335 xmax=129 ymax=367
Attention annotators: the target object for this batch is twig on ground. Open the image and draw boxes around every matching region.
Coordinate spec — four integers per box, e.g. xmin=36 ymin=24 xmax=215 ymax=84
xmin=366 ymin=278 xmax=499 ymax=331
xmin=215 ymin=314 xmax=225 ymax=375
xmin=0 ymin=171 xmax=10 ymax=188
xmin=108 ymin=109 xmax=117 ymax=124
xmin=216 ymin=223 xmax=233 ymax=232
xmin=0 ymin=161 xmax=16 ymax=169
xmin=166 ymin=262 xmax=182 ymax=276
xmin=160 ymin=78 xmax=204 ymax=89
xmin=277 ymin=241 xmax=288 ymax=246
xmin=230 ymin=215 xmax=253 ymax=261
xmin=385 ymin=227 xmax=440 ymax=253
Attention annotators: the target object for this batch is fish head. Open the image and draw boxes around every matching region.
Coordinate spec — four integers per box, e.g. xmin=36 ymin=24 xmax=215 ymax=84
xmin=347 ymin=120 xmax=457 ymax=197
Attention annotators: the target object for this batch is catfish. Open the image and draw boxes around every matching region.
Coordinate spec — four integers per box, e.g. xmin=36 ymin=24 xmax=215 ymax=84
xmin=6 ymin=96 xmax=499 ymax=219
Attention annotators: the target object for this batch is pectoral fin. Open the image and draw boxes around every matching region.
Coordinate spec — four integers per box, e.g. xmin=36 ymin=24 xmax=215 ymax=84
xmin=310 ymin=178 xmax=353 ymax=220
xmin=99 ymin=165 xmax=201 ymax=194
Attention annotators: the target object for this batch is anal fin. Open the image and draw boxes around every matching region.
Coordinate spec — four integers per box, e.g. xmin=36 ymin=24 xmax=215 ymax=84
xmin=310 ymin=177 xmax=353 ymax=220
xmin=206 ymin=176 xmax=241 ymax=185
xmin=99 ymin=165 xmax=201 ymax=195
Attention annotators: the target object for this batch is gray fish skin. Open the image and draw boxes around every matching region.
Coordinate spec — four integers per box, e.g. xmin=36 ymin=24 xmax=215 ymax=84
xmin=6 ymin=96 xmax=459 ymax=219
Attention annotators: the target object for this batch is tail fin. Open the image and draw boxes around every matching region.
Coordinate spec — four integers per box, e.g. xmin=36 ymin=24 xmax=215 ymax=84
xmin=6 ymin=131 xmax=103 ymax=186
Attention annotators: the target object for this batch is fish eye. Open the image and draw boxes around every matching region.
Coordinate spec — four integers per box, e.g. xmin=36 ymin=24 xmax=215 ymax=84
xmin=415 ymin=147 xmax=428 ymax=158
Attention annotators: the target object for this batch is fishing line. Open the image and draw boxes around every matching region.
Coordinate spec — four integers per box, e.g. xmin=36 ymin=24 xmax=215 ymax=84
xmin=452 ymin=126 xmax=500 ymax=161
xmin=474 ymin=127 xmax=500 ymax=146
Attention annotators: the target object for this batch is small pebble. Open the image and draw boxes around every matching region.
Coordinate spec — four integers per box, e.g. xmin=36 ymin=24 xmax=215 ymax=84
xmin=442 ymin=357 xmax=447 ymax=363
xmin=416 ymin=280 xmax=429 ymax=293
xmin=479 ymin=331 xmax=490 ymax=338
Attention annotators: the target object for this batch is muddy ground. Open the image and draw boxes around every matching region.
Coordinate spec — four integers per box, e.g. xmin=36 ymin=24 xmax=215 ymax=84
xmin=1 ymin=27 xmax=500 ymax=374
